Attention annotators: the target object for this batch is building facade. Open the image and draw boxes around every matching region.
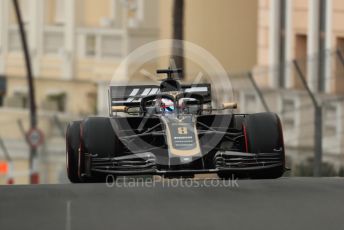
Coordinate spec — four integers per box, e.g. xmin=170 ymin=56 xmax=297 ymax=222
xmin=0 ymin=0 xmax=159 ymax=116
xmin=257 ymin=0 xmax=344 ymax=91
xmin=246 ymin=0 xmax=344 ymax=173
xmin=0 ymin=0 xmax=259 ymax=183
xmin=0 ymin=0 xmax=160 ymax=183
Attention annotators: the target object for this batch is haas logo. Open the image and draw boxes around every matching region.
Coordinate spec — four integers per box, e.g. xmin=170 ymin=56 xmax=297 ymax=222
xmin=178 ymin=127 xmax=188 ymax=135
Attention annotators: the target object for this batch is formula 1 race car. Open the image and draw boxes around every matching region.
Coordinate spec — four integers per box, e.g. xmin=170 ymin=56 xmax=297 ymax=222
xmin=66 ymin=68 xmax=286 ymax=182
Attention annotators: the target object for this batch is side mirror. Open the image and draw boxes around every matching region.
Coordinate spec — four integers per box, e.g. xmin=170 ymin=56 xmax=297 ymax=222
xmin=127 ymin=107 xmax=141 ymax=114
xmin=222 ymin=102 xmax=237 ymax=110
xmin=112 ymin=106 xmax=128 ymax=113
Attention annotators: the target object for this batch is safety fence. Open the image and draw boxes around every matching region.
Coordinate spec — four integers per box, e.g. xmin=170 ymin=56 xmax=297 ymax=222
xmin=229 ymin=49 xmax=344 ymax=176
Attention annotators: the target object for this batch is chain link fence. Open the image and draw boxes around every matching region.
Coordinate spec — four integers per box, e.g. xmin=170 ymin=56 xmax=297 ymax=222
xmin=229 ymin=49 xmax=344 ymax=176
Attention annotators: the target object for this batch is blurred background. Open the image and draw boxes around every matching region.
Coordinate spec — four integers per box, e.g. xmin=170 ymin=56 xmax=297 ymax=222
xmin=0 ymin=0 xmax=344 ymax=184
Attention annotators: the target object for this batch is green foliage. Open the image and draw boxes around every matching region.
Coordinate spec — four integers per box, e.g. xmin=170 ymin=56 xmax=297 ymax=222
xmin=293 ymin=157 xmax=340 ymax=177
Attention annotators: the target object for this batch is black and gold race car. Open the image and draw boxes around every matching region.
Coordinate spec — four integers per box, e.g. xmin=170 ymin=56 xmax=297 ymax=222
xmin=66 ymin=68 xmax=286 ymax=182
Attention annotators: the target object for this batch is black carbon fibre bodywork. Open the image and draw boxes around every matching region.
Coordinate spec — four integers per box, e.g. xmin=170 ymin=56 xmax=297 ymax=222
xmin=76 ymin=114 xmax=285 ymax=179
xmin=66 ymin=73 xmax=286 ymax=181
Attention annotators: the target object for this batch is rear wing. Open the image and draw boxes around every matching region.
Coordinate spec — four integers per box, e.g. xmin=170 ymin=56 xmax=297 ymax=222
xmin=109 ymin=84 xmax=211 ymax=113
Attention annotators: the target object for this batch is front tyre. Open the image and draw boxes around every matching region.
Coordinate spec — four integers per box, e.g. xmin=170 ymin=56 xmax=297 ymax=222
xmin=79 ymin=117 xmax=119 ymax=182
xmin=244 ymin=112 xmax=285 ymax=179
xmin=66 ymin=121 xmax=82 ymax=183
xmin=217 ymin=112 xmax=285 ymax=180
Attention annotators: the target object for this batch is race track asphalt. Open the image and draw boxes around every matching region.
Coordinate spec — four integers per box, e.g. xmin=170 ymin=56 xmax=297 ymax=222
xmin=0 ymin=177 xmax=343 ymax=230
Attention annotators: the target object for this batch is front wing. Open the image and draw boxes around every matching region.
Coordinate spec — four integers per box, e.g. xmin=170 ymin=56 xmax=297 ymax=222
xmin=85 ymin=151 xmax=284 ymax=176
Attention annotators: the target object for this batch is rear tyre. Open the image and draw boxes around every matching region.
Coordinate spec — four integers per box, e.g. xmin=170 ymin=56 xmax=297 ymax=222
xmin=244 ymin=112 xmax=285 ymax=179
xmin=66 ymin=121 xmax=82 ymax=183
xmin=79 ymin=117 xmax=120 ymax=182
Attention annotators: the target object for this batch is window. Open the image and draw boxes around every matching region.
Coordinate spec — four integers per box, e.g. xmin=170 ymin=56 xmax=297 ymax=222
xmin=335 ymin=37 xmax=344 ymax=93
xmin=294 ymin=34 xmax=308 ymax=89
xmin=8 ymin=30 xmax=21 ymax=52
xmin=323 ymin=104 xmax=338 ymax=137
xmin=110 ymin=0 xmax=117 ymax=20
xmin=13 ymin=90 xmax=29 ymax=108
xmin=2 ymin=88 xmax=28 ymax=108
xmin=323 ymin=103 xmax=341 ymax=154
xmin=127 ymin=0 xmax=144 ymax=28
xmin=55 ymin=0 xmax=65 ymax=24
xmin=43 ymin=31 xmax=64 ymax=54
xmin=45 ymin=92 xmax=67 ymax=112
xmin=338 ymin=37 xmax=344 ymax=53
xmin=19 ymin=0 xmax=29 ymax=24
xmin=101 ymin=36 xmax=122 ymax=58
xmin=295 ymin=34 xmax=307 ymax=59
xmin=0 ymin=76 xmax=6 ymax=107
xmin=83 ymin=34 xmax=123 ymax=58
xmin=318 ymin=0 xmax=327 ymax=92
xmin=278 ymin=0 xmax=287 ymax=88
xmin=85 ymin=35 xmax=96 ymax=57
xmin=281 ymin=97 xmax=296 ymax=130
